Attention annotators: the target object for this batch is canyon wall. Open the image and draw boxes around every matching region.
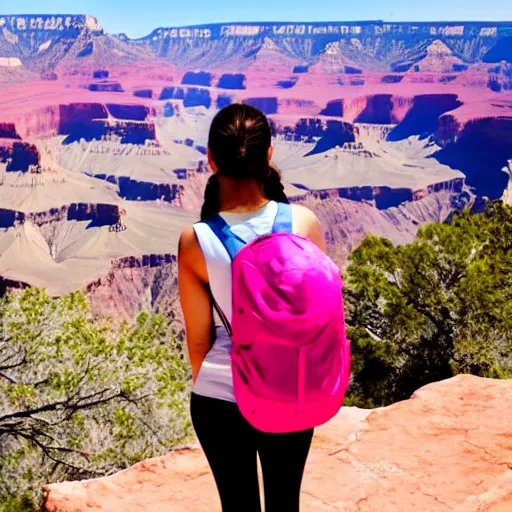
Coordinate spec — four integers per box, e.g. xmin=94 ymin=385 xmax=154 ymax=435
xmin=5 ymin=102 xmax=155 ymax=141
xmin=86 ymin=255 xmax=180 ymax=320
xmin=0 ymin=139 xmax=40 ymax=171
xmin=0 ymin=203 xmax=120 ymax=229
xmin=140 ymin=21 xmax=511 ymax=71
xmin=434 ymin=116 xmax=512 ymax=198
xmin=1 ymin=17 xmax=511 ymax=73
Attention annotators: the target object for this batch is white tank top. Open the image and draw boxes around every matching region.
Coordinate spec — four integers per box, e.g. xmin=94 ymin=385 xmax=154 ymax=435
xmin=192 ymin=201 xmax=296 ymax=402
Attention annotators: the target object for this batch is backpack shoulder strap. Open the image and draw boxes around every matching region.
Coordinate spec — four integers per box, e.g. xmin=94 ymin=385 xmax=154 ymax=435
xmin=272 ymin=202 xmax=293 ymax=234
xmin=202 ymin=214 xmax=246 ymax=261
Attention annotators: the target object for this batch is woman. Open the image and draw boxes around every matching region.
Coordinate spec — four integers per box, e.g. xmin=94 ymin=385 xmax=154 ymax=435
xmin=178 ymin=104 xmax=326 ymax=512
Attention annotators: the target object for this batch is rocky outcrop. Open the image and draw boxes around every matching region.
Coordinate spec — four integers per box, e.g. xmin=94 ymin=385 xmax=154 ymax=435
xmin=296 ymin=178 xmax=465 ymax=210
xmin=183 ymin=88 xmax=212 ymax=109
xmin=487 ymin=61 xmax=512 ymax=92
xmin=413 ymin=178 xmax=466 ymax=199
xmin=93 ymin=69 xmax=109 ymax=79
xmin=277 ymin=98 xmax=319 ymax=116
xmin=216 ymin=95 xmax=232 ymax=110
xmin=117 ymin=176 xmax=179 ymax=202
xmin=408 ymin=40 xmax=467 ymax=73
xmin=0 ymin=276 xmax=29 ymax=298
xmin=0 ymin=203 xmax=120 ymax=229
xmin=243 ymin=97 xmax=278 ymax=114
xmin=63 ymin=120 xmax=157 ymax=145
xmin=66 ymin=203 xmax=119 ymax=225
xmin=106 ymin=104 xmax=150 ymax=121
xmin=158 ymin=86 xmax=214 ymax=108
xmin=306 ymin=120 xmax=358 ymax=155
xmin=5 ymin=141 xmax=40 ymax=171
xmin=270 ymin=117 xmax=357 ymax=145
xmin=0 ymin=208 xmax=24 ymax=229
xmin=58 ymin=103 xmax=108 ymax=134
xmin=133 ymin=89 xmax=153 ymax=98
xmin=43 ymin=375 xmax=512 ymax=511
xmin=502 ymin=160 xmax=512 ymax=206
xmin=321 ymin=95 xmax=406 ymax=123
xmin=115 ymin=254 xmax=177 ymax=268
xmin=90 ymin=174 xmax=181 ymax=202
xmin=86 ymin=255 xmax=180 ymax=320
xmin=159 ymin=86 xmax=186 ymax=100
xmin=87 ymin=81 xmax=124 ymax=92
xmin=318 ymin=94 xmax=462 ymax=130
xmin=435 ymin=113 xmax=462 ymax=146
xmin=181 ymin=71 xmax=212 ymax=86
xmin=354 ymin=94 xmax=398 ymax=124
xmin=217 ymin=73 xmax=246 ymax=89
xmin=387 ymin=94 xmax=462 ymax=140
xmin=6 ymin=102 xmax=153 ymax=141
xmin=0 ymin=123 xmax=21 ymax=139
xmin=434 ymin=116 xmax=512 ymax=199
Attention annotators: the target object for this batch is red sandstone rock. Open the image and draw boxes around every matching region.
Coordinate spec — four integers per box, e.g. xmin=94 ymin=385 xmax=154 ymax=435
xmin=43 ymin=375 xmax=512 ymax=511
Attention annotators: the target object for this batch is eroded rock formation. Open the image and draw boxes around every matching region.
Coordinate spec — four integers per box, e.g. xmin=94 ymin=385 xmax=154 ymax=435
xmin=3 ymin=141 xmax=40 ymax=172
xmin=0 ymin=203 xmax=120 ymax=229
xmin=434 ymin=116 xmax=512 ymax=198
xmin=502 ymin=160 xmax=512 ymax=205
xmin=86 ymin=255 xmax=180 ymax=320
xmin=0 ymin=123 xmax=21 ymax=139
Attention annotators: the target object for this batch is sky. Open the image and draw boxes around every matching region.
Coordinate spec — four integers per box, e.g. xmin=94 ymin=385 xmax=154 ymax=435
xmin=2 ymin=0 xmax=512 ymax=39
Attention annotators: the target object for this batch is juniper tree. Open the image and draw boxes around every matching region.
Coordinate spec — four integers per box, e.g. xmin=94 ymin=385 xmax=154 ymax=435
xmin=344 ymin=201 xmax=512 ymax=407
xmin=0 ymin=288 xmax=192 ymax=510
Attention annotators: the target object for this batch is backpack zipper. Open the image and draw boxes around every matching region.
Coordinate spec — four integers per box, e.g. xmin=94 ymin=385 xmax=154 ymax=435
xmin=297 ymin=346 xmax=306 ymax=414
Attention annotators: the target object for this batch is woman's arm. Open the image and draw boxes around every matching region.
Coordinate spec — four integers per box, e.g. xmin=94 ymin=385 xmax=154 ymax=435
xmin=178 ymin=226 xmax=213 ymax=384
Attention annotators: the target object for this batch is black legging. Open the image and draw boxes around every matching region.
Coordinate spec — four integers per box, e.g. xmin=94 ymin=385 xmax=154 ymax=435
xmin=190 ymin=392 xmax=314 ymax=512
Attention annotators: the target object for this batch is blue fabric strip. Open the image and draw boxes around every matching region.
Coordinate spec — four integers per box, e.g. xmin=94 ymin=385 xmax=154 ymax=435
xmin=272 ymin=202 xmax=293 ymax=234
xmin=204 ymin=215 xmax=247 ymax=261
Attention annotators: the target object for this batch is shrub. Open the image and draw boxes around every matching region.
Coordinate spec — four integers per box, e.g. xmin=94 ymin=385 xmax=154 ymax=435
xmin=0 ymin=289 xmax=192 ymax=508
xmin=344 ymin=201 xmax=512 ymax=407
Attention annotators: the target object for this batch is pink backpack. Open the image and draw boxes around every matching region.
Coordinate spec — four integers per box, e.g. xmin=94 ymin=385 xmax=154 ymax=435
xmin=206 ymin=202 xmax=351 ymax=433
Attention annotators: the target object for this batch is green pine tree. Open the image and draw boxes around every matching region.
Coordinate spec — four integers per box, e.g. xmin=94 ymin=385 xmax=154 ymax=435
xmin=344 ymin=201 xmax=512 ymax=408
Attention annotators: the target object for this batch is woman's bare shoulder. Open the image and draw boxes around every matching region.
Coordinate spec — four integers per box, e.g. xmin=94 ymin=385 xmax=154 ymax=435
xmin=291 ymin=203 xmax=319 ymax=223
xmin=178 ymin=225 xmax=200 ymax=262
xmin=290 ymin=204 xmax=326 ymax=252
xmin=178 ymin=225 xmax=209 ymax=281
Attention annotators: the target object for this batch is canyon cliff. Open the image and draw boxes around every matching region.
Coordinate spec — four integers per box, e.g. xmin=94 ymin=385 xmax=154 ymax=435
xmin=1 ymin=16 xmax=511 ymax=74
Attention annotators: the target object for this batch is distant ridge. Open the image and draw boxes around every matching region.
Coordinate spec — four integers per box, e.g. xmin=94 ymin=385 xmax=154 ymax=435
xmin=0 ymin=14 xmax=511 ymax=73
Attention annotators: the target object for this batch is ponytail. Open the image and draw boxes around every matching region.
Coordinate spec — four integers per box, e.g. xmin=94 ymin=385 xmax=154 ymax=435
xmin=200 ymin=174 xmax=221 ymax=221
xmin=263 ymin=164 xmax=289 ymax=204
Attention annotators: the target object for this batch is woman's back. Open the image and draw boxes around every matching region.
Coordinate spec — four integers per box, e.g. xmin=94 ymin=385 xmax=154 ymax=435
xmin=194 ymin=200 xmax=323 ymax=323
xmin=192 ymin=200 xmax=323 ymax=402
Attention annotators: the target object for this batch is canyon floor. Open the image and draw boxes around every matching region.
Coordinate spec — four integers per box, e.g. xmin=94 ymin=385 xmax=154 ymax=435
xmin=43 ymin=375 xmax=512 ymax=512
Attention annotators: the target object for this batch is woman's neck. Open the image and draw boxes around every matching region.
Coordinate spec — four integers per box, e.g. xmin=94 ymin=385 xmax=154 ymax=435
xmin=217 ymin=175 xmax=269 ymax=213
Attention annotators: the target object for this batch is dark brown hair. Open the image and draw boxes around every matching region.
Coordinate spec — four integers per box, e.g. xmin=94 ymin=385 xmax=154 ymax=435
xmin=200 ymin=103 xmax=288 ymax=221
